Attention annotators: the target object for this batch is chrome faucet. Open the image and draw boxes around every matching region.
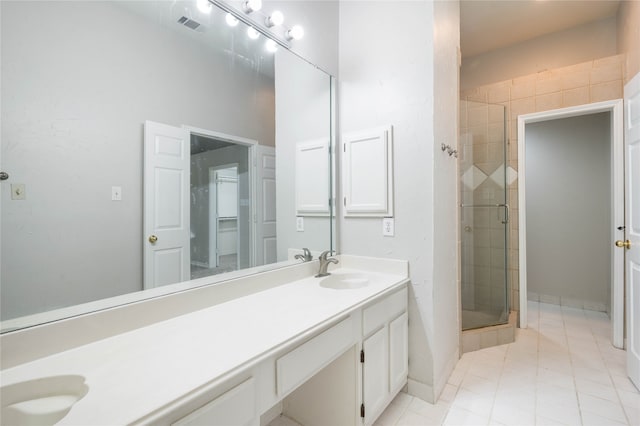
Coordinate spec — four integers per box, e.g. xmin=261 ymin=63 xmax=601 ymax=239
xmin=315 ymin=250 xmax=339 ymax=277
xmin=294 ymin=248 xmax=313 ymax=262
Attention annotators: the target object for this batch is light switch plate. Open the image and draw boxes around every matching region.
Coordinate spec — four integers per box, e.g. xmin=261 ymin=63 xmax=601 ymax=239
xmin=11 ymin=183 xmax=25 ymax=200
xmin=382 ymin=217 xmax=394 ymax=236
xmin=296 ymin=216 xmax=304 ymax=232
xmin=112 ymin=186 xmax=122 ymax=201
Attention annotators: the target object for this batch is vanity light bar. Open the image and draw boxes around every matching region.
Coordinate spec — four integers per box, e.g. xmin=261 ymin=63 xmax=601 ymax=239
xmin=210 ymin=0 xmax=290 ymax=48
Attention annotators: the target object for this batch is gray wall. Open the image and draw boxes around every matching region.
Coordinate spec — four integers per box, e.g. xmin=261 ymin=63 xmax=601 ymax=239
xmin=526 ymin=113 xmax=611 ymax=310
xmin=1 ymin=1 xmax=274 ymax=319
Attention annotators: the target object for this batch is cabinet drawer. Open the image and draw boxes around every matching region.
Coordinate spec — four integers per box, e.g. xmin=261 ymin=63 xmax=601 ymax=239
xmin=362 ymin=287 xmax=407 ymax=336
xmin=276 ymin=316 xmax=355 ymax=397
xmin=172 ymin=378 xmax=255 ymax=426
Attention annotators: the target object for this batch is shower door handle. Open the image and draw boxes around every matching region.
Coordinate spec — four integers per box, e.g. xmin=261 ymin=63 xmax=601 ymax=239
xmin=501 ymin=204 xmax=510 ymax=225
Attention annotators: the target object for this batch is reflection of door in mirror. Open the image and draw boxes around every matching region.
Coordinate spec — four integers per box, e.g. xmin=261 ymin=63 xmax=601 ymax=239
xmin=255 ymin=146 xmax=278 ymax=266
xmin=143 ymin=121 xmax=191 ymax=289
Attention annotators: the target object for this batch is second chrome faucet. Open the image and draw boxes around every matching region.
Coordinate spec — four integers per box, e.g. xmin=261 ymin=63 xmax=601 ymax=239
xmin=315 ymin=250 xmax=338 ymax=278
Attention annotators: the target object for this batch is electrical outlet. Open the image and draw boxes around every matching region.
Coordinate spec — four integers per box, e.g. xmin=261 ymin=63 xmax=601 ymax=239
xmin=382 ymin=217 xmax=394 ymax=236
xmin=296 ymin=216 xmax=304 ymax=232
xmin=11 ymin=183 xmax=25 ymax=200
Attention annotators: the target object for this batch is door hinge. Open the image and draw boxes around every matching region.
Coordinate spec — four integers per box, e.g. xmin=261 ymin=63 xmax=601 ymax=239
xmin=360 ymin=349 xmax=365 ymax=363
xmin=343 ymin=143 xmax=346 ymax=153
xmin=360 ymin=403 xmax=365 ymax=418
xmin=343 ymin=197 xmax=346 ymax=207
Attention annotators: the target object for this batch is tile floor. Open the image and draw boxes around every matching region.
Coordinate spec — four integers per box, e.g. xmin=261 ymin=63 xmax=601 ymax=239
xmin=374 ymin=301 xmax=639 ymax=426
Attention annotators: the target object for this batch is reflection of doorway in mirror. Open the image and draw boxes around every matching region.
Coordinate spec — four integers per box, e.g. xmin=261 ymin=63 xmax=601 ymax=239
xmin=144 ymin=124 xmax=274 ymax=287
xmin=207 ymin=165 xmax=239 ymax=274
xmin=189 ymin=135 xmax=251 ymax=280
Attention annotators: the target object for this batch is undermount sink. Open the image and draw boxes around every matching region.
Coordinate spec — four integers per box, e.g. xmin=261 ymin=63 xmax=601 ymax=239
xmin=1 ymin=375 xmax=88 ymax=426
xmin=320 ymin=273 xmax=370 ymax=290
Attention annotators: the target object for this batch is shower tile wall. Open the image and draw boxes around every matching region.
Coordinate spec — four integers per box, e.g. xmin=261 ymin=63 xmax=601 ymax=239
xmin=461 ymin=53 xmax=625 ymax=314
xmin=460 ymin=100 xmax=507 ymax=319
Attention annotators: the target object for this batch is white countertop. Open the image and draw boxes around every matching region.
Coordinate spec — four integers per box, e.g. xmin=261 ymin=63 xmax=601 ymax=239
xmin=0 ymin=262 xmax=408 ymax=425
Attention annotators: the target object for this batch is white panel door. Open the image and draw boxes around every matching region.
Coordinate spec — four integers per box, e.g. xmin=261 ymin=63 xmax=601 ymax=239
xmin=363 ymin=327 xmax=388 ymax=425
xmin=624 ymin=72 xmax=640 ymax=389
xmin=143 ymin=121 xmax=190 ymax=289
xmin=342 ymin=125 xmax=394 ymax=217
xmin=255 ymin=146 xmax=276 ymax=266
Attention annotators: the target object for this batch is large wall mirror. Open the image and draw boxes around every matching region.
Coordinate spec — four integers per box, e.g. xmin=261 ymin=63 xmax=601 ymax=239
xmin=0 ymin=0 xmax=335 ymax=332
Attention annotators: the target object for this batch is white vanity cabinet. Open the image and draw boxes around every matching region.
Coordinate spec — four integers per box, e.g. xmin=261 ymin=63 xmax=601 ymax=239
xmin=165 ymin=286 xmax=408 ymax=426
xmin=361 ymin=287 xmax=409 ymax=425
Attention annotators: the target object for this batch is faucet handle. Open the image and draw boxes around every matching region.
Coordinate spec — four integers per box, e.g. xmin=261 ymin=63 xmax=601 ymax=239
xmin=303 ymin=248 xmax=312 ymax=260
xmin=295 ymin=248 xmax=313 ymax=262
xmin=319 ymin=250 xmax=331 ymax=260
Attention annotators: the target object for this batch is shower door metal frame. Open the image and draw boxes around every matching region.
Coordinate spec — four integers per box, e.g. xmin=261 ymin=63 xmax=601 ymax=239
xmin=459 ymin=101 xmax=510 ymax=331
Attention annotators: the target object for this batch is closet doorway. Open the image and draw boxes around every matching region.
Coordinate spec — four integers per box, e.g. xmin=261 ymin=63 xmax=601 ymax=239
xmin=517 ymin=100 xmax=624 ymax=347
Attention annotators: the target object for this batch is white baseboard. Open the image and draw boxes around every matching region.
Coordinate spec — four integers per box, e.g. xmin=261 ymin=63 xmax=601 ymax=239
xmin=528 ymin=292 xmax=607 ymax=312
xmin=407 ymin=378 xmax=434 ymax=404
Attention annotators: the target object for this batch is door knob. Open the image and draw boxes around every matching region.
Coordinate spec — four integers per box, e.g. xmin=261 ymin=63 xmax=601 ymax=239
xmin=615 ymin=240 xmax=631 ymax=249
xmin=148 ymin=235 xmax=158 ymax=244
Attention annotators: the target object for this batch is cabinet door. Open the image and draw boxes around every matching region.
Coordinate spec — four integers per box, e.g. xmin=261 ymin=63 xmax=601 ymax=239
xmin=389 ymin=312 xmax=408 ymax=392
xmin=363 ymin=327 xmax=388 ymax=424
xmin=172 ymin=378 xmax=256 ymax=426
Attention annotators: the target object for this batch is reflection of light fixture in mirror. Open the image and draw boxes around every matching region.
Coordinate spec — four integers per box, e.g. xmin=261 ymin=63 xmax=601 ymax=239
xmin=225 ymin=13 xmax=239 ymax=27
xmin=285 ymin=25 xmax=304 ymax=41
xmin=265 ymin=10 xmax=284 ymax=27
xmin=247 ymin=27 xmax=260 ymax=40
xmin=242 ymin=0 xmax=262 ymax=13
xmin=197 ymin=0 xmax=212 ymax=14
xmin=265 ymin=39 xmax=278 ymax=53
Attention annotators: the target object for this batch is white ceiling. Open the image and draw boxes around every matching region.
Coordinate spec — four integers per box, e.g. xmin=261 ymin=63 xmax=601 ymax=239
xmin=460 ymin=0 xmax=621 ymax=58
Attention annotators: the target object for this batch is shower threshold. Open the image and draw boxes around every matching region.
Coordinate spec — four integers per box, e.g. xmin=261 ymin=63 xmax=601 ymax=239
xmin=461 ymin=311 xmax=516 ymax=353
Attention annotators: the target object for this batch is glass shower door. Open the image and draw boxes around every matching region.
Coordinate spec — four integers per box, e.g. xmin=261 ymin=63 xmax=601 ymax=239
xmin=460 ymin=101 xmax=509 ymax=330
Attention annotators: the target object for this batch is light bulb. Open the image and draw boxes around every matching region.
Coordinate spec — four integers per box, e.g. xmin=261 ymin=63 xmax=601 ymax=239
xmin=265 ymin=39 xmax=278 ymax=53
xmin=247 ymin=27 xmax=260 ymax=40
xmin=225 ymin=13 xmax=239 ymax=27
xmin=286 ymin=25 xmax=304 ymax=41
xmin=243 ymin=0 xmax=262 ymax=13
xmin=265 ymin=11 xmax=284 ymax=27
xmin=196 ymin=0 xmax=212 ymax=14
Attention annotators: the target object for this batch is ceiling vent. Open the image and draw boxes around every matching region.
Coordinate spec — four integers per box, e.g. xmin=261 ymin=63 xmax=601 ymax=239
xmin=177 ymin=16 xmax=201 ymax=31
